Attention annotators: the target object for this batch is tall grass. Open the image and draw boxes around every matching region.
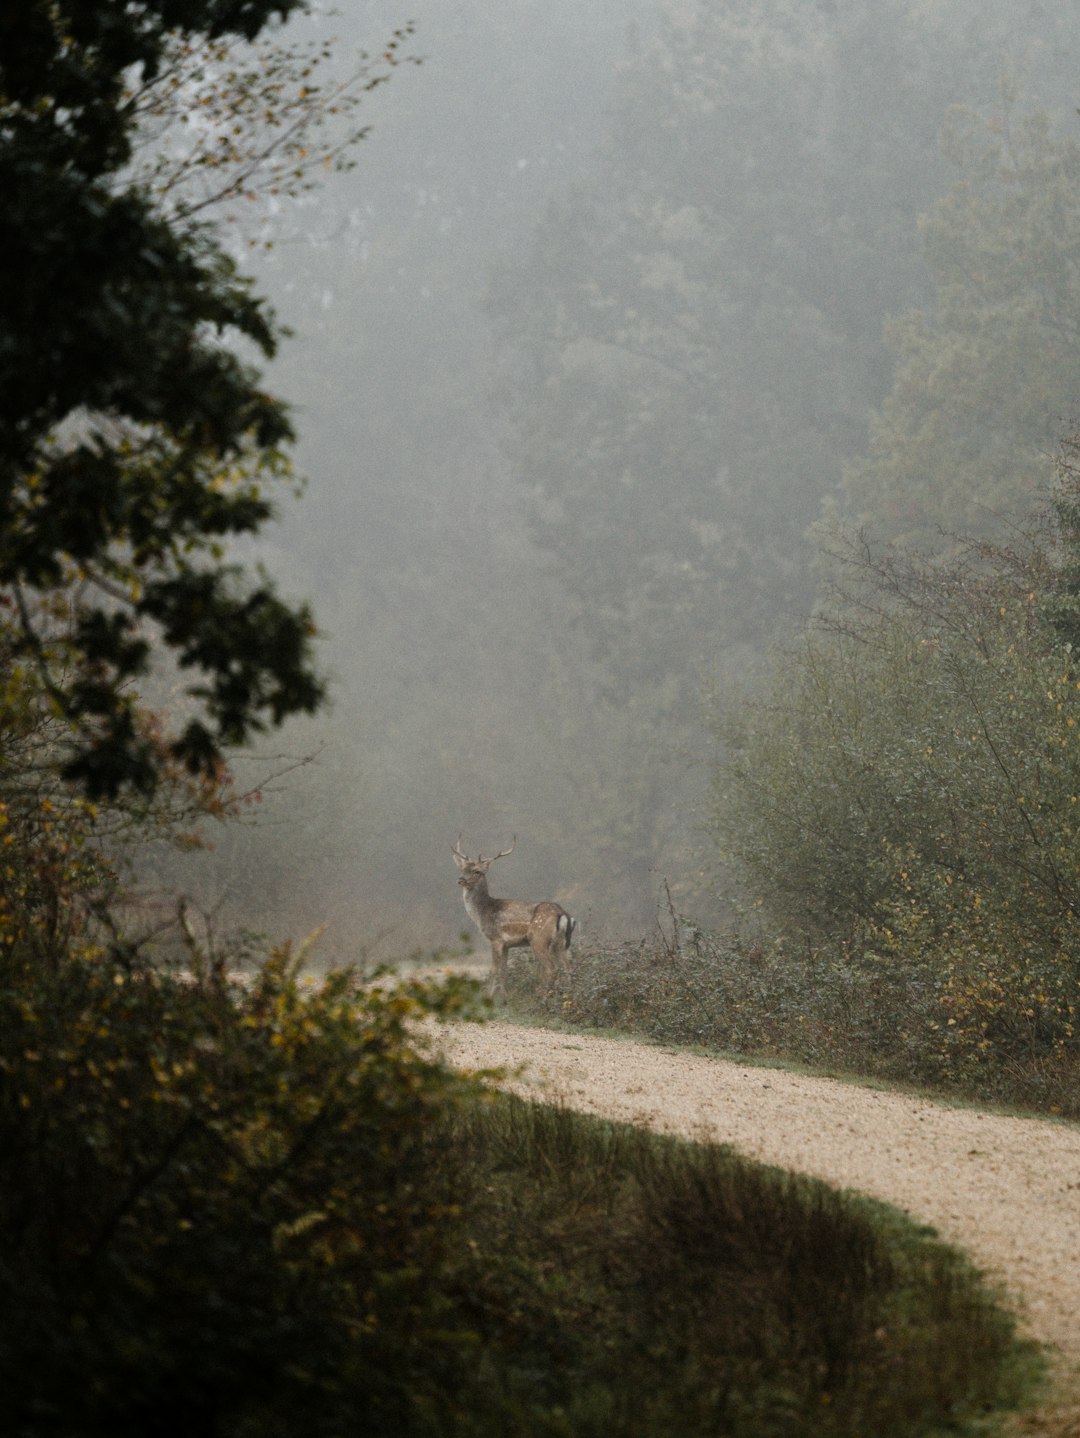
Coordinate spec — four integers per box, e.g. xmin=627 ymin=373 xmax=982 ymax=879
xmin=441 ymin=1093 xmax=1041 ymax=1436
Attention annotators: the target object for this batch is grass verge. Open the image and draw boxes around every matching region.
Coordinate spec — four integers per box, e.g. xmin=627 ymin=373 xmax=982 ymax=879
xmin=441 ymin=1091 xmax=1042 ymax=1436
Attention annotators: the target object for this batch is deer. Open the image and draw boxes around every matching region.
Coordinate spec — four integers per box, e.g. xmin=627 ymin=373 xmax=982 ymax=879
xmin=451 ymin=835 xmax=576 ymax=1000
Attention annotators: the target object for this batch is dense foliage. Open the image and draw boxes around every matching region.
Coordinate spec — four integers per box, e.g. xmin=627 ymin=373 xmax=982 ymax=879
xmin=704 ymin=458 xmax=1080 ymax=1104
xmin=0 ymin=930 xmax=484 ymax=1436
xmin=0 ymin=0 xmax=323 ymax=797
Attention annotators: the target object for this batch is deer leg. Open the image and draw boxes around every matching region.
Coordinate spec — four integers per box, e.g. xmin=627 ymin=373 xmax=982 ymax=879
xmin=489 ymin=940 xmax=509 ymax=1002
xmin=533 ymin=942 xmax=556 ymax=993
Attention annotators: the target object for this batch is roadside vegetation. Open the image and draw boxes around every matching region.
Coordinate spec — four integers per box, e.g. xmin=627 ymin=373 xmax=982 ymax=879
xmin=0 ymin=906 xmax=1042 ymax=1434
xmin=439 ymin=1095 xmax=1040 ymax=1437
xmin=509 ymin=452 xmax=1080 ymax=1121
xmin=508 ymin=921 xmax=1080 ymax=1120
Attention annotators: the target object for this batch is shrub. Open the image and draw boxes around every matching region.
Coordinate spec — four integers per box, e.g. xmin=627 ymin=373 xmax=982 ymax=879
xmin=510 ymin=919 xmax=1080 ymax=1116
xmin=0 ymin=937 xmax=483 ymax=1436
xmin=705 ymin=493 xmax=1080 ymax=1099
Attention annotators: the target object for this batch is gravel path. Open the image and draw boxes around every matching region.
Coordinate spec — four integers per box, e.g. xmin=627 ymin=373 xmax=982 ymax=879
xmin=436 ymin=1017 xmax=1080 ymax=1433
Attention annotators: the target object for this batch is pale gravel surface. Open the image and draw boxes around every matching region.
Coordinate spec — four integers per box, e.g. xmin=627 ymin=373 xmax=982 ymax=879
xmin=434 ymin=1013 xmax=1080 ymax=1433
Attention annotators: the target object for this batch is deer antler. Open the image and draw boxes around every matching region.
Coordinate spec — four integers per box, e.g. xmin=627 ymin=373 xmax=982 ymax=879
xmin=452 ymin=834 xmax=516 ymax=867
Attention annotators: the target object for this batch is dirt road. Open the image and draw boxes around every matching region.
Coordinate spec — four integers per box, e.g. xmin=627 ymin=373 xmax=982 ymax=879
xmin=436 ymin=1016 xmax=1080 ymax=1432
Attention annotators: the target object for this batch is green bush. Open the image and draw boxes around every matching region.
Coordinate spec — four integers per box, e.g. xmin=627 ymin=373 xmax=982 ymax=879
xmin=0 ymin=939 xmax=482 ymax=1436
xmin=706 ymin=497 xmax=1080 ymax=1099
xmin=508 ymin=919 xmax=1080 ymax=1117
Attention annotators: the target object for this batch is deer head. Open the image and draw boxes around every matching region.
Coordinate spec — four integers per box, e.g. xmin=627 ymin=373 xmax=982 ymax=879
xmin=451 ymin=833 xmax=516 ymax=891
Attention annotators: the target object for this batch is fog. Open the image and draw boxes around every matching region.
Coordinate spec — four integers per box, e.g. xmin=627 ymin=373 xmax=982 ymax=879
xmin=170 ymin=0 xmax=1080 ymax=962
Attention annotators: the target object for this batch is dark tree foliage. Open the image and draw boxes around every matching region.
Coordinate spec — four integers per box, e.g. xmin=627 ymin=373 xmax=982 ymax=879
xmin=0 ymin=0 xmax=324 ymax=798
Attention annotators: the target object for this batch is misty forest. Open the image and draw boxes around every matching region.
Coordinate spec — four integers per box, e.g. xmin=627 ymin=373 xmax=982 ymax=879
xmin=4 ymin=0 xmax=1080 ymax=1432
xmin=180 ymin=0 xmax=1080 ymax=951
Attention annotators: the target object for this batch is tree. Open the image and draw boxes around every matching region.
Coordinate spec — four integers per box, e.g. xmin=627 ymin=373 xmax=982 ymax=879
xmin=710 ymin=491 xmax=1080 ymax=1074
xmin=1043 ymin=434 xmax=1080 ymax=650
xmin=838 ymin=108 xmax=1080 ymax=550
xmin=0 ymin=0 xmax=329 ymax=798
xmin=482 ymin=0 xmax=1077 ymax=916
xmin=486 ymin=0 xmax=1074 ymax=698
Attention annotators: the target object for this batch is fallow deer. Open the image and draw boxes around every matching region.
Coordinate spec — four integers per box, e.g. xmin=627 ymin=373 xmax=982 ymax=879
xmin=451 ymin=835 xmax=576 ymax=1000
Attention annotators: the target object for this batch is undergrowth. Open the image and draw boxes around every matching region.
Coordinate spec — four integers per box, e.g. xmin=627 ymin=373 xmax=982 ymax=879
xmin=0 ymin=931 xmax=1041 ymax=1436
xmin=504 ymin=921 xmax=1080 ymax=1120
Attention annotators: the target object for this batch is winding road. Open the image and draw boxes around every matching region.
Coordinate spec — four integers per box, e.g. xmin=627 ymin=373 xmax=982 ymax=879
xmin=436 ymin=1016 xmax=1080 ymax=1435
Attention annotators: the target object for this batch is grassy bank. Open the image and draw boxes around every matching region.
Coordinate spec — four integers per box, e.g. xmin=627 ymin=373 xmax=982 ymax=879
xmin=444 ymin=1091 xmax=1041 ymax=1437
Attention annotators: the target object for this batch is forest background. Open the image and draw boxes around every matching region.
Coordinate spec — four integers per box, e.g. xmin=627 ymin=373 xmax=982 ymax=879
xmin=152 ymin=0 xmax=1080 ymax=970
